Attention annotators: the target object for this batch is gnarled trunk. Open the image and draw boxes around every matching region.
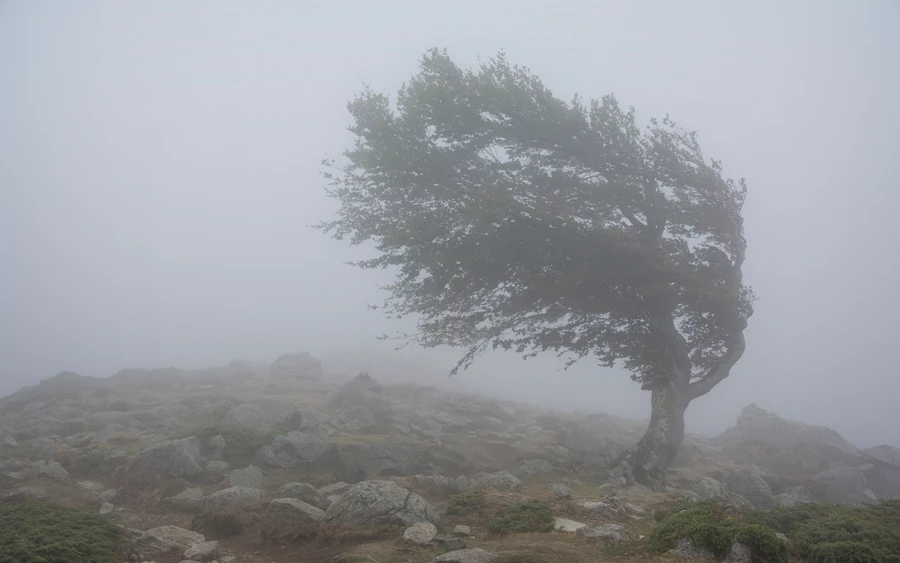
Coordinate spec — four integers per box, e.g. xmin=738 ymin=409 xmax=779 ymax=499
xmin=615 ymin=383 xmax=688 ymax=491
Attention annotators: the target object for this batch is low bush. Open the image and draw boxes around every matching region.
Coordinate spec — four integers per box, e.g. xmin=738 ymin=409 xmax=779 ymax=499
xmin=648 ymin=500 xmax=787 ymax=563
xmin=447 ymin=490 xmax=487 ymax=515
xmin=0 ymin=501 xmax=122 ymax=563
xmin=488 ymin=499 xmax=554 ymax=535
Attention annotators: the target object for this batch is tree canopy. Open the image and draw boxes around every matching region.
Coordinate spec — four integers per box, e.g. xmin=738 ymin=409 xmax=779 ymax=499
xmin=319 ymin=49 xmax=753 ymax=400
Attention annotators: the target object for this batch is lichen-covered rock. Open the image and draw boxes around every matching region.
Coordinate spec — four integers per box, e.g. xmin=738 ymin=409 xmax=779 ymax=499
xmin=727 ymin=469 xmax=775 ymax=509
xmin=32 ymin=460 xmax=69 ymax=480
xmin=277 ymin=482 xmax=327 ymax=509
xmin=403 ymin=521 xmax=438 ymax=546
xmin=182 ymin=540 xmax=219 ymax=562
xmin=814 ymin=465 xmax=878 ymax=505
xmin=358 ymin=443 xmax=422 ymax=477
xmin=131 ymin=526 xmax=205 ymax=559
xmin=554 ymin=518 xmax=587 ymax=533
xmin=203 ymin=486 xmax=265 ymax=513
xmin=131 ymin=437 xmax=203 ymax=478
xmin=548 ymin=483 xmax=571 ymax=499
xmin=670 ymin=538 xmax=715 ymax=559
xmin=577 ymin=523 xmax=629 ymax=542
xmin=324 ymin=480 xmax=439 ymax=526
xmin=167 ymin=487 xmax=206 ymax=512
xmin=517 ymin=459 xmax=554 ymax=476
xmin=691 ymin=476 xmax=730 ymax=501
xmin=256 ymin=431 xmax=340 ymax=470
xmin=227 ymin=400 xmax=303 ymax=430
xmin=329 ymin=373 xmax=392 ymax=423
xmin=318 ymin=482 xmax=351 ymax=496
xmin=264 ymin=498 xmax=325 ymax=534
xmin=229 ymin=465 xmax=264 ymax=489
xmin=470 ymin=471 xmax=523 ymax=491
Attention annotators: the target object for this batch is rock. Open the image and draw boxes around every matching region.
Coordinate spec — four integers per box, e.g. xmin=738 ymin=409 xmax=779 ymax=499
xmin=403 ymin=522 xmax=438 ymax=546
xmin=434 ymin=549 xmax=497 ymax=563
xmin=470 ymin=471 xmax=523 ymax=491
xmin=814 ymin=465 xmax=877 ymax=504
xmin=86 ymin=411 xmax=141 ymax=430
xmin=691 ymin=476 xmax=730 ymax=501
xmin=727 ymin=469 xmax=775 ymax=509
xmin=99 ymin=502 xmax=115 ymax=515
xmin=433 ymin=534 xmax=466 ymax=551
xmin=255 ymin=432 xmax=340 ymax=470
xmin=577 ymin=523 xmax=629 ymax=542
xmin=131 ymin=437 xmax=203 ymax=478
xmin=270 ymin=352 xmax=323 ymax=381
xmin=206 ymin=461 xmax=229 ymax=474
xmin=99 ymin=488 xmax=118 ymax=503
xmin=228 ymin=400 xmax=303 ymax=430
xmin=207 ymin=435 xmax=226 ymax=457
xmin=324 ymin=480 xmax=439 ymax=526
xmin=167 ymin=487 xmax=205 ymax=511
xmin=182 ymin=540 xmax=219 ymax=562
xmin=548 ymin=483 xmax=571 ymax=499
xmin=576 ymin=498 xmax=627 ymax=519
xmin=775 ymin=488 xmax=812 ymax=508
xmin=203 ymin=486 xmax=265 ymax=513
xmin=265 ymin=498 xmax=326 ymax=528
xmin=0 ymin=459 xmax=23 ymax=472
xmin=554 ymin=518 xmax=587 ymax=532
xmin=411 ymin=474 xmax=457 ymax=494
xmin=727 ymin=541 xmax=752 ymax=563
xmin=717 ymin=404 xmax=858 ymax=455
xmin=455 ymin=475 xmax=470 ymax=492
xmin=329 ymin=373 xmax=392 ymax=423
xmin=1 ymin=487 xmax=47 ymax=501
xmin=433 ymin=502 xmax=449 ymax=518
xmin=453 ymin=525 xmax=472 ymax=536
xmin=277 ymin=482 xmax=327 ymax=509
xmin=863 ymin=444 xmax=900 ymax=467
xmin=3 ymin=436 xmax=17 ymax=448
xmin=228 ymin=465 xmax=263 ymax=489
xmin=318 ymin=481 xmax=352 ymax=496
xmin=132 ymin=526 xmax=205 ymax=559
xmin=32 ymin=460 xmax=69 ymax=480
xmin=670 ymin=538 xmax=715 ymax=559
xmin=358 ymin=443 xmax=422 ymax=477
xmin=517 ymin=459 xmax=554 ymax=476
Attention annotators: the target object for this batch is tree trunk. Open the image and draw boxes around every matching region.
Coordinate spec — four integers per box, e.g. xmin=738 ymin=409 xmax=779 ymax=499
xmin=615 ymin=383 xmax=688 ymax=491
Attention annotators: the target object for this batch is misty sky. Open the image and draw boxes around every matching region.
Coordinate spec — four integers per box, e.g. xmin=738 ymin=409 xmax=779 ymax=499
xmin=1 ymin=1 xmax=898 ymax=447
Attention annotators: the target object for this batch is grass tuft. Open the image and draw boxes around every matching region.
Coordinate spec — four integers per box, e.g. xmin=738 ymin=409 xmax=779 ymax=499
xmin=488 ymin=499 xmax=555 ymax=535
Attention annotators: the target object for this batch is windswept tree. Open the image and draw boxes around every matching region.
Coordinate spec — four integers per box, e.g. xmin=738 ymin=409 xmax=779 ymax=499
xmin=318 ymin=49 xmax=754 ymax=489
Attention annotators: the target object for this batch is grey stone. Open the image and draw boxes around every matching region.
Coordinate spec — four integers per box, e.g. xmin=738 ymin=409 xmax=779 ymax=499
xmin=206 ymin=460 xmax=229 ymax=473
xmin=670 ymin=538 xmax=715 ymax=559
xmin=403 ymin=522 xmax=438 ymax=546
xmin=33 ymin=460 xmax=69 ymax=480
xmin=265 ymin=498 xmax=326 ymax=529
xmin=329 ymin=374 xmax=392 ymax=423
xmin=727 ymin=541 xmax=752 ymax=563
xmin=3 ymin=436 xmax=18 ymax=448
xmin=99 ymin=502 xmax=115 ymax=515
xmin=255 ymin=431 xmax=340 ymax=470
xmin=359 ymin=443 xmax=422 ymax=477
xmin=318 ymin=482 xmax=351 ymax=496
xmin=691 ymin=476 xmax=730 ymax=501
xmin=228 ymin=400 xmax=303 ymax=430
xmin=324 ymin=480 xmax=439 ymax=526
xmin=167 ymin=487 xmax=205 ymax=511
xmin=0 ymin=459 xmax=23 ymax=472
xmin=775 ymin=488 xmax=812 ymax=508
xmin=453 ymin=525 xmax=472 ymax=536
xmin=207 ymin=435 xmax=226 ymax=457
xmin=814 ymin=466 xmax=878 ymax=505
xmin=182 ymin=540 xmax=219 ymax=561
xmin=727 ymin=469 xmax=775 ymax=509
xmin=434 ymin=548 xmax=497 ymax=563
xmin=131 ymin=437 xmax=203 ymax=478
xmin=717 ymin=404 xmax=858 ymax=455
xmin=548 ymin=483 xmax=571 ymax=499
xmin=863 ymin=444 xmax=900 ymax=467
xmin=470 ymin=471 xmax=523 ymax=491
xmin=203 ymin=486 xmax=265 ymax=513
xmin=228 ymin=465 xmax=263 ymax=489
xmin=270 ymin=352 xmax=323 ymax=381
xmin=554 ymin=518 xmax=587 ymax=532
xmin=132 ymin=526 xmax=205 ymax=560
xmin=577 ymin=523 xmax=629 ymax=542
xmin=517 ymin=459 xmax=554 ymax=476
xmin=412 ymin=474 xmax=457 ymax=494
xmin=99 ymin=488 xmax=118 ymax=503
xmin=433 ymin=534 xmax=466 ymax=551
xmin=277 ymin=482 xmax=327 ymax=509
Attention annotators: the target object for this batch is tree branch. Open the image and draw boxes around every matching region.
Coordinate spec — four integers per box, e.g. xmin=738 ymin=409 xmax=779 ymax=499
xmin=687 ymin=332 xmax=746 ymax=401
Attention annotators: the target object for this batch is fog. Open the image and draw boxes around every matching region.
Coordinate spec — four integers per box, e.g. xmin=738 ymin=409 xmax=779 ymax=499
xmin=1 ymin=1 xmax=898 ymax=448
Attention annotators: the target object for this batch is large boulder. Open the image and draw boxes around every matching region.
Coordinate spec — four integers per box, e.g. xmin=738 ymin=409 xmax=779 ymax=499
xmin=277 ymin=482 xmax=328 ymax=509
xmin=863 ymin=445 xmax=900 ymax=467
xmin=270 ymin=352 xmax=323 ymax=381
xmin=814 ymin=465 xmax=878 ymax=505
xmin=324 ymin=480 xmax=439 ymax=526
xmin=470 ymin=471 xmax=523 ymax=491
xmin=203 ymin=486 xmax=265 ymax=513
xmin=130 ymin=437 xmax=203 ymax=478
xmin=727 ymin=469 xmax=775 ymax=509
xmin=264 ymin=498 xmax=325 ymax=536
xmin=229 ymin=465 xmax=264 ymax=489
xmin=357 ymin=443 xmax=424 ymax=477
xmin=690 ymin=476 xmax=730 ymax=501
xmin=329 ymin=373 xmax=392 ymax=423
xmin=256 ymin=432 xmax=340 ymax=470
xmin=32 ymin=460 xmax=69 ymax=481
xmin=131 ymin=526 xmax=205 ymax=560
xmin=717 ymin=404 xmax=857 ymax=455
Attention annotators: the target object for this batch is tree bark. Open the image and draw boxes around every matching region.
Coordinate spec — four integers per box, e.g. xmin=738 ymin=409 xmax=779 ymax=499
xmin=614 ymin=382 xmax=688 ymax=491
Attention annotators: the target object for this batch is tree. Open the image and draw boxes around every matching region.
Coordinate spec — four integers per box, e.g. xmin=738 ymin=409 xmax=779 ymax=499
xmin=318 ymin=49 xmax=754 ymax=489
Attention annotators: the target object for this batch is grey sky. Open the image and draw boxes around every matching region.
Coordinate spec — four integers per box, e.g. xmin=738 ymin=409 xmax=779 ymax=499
xmin=1 ymin=1 xmax=898 ymax=447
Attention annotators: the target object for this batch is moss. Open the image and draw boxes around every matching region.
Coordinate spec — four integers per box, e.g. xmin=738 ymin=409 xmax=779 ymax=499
xmin=0 ymin=501 xmax=122 ymax=563
xmin=447 ymin=490 xmax=488 ymax=515
xmin=648 ymin=500 xmax=787 ymax=563
xmin=488 ymin=499 xmax=555 ymax=535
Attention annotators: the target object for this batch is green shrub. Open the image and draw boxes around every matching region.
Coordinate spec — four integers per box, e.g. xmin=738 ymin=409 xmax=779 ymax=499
xmin=0 ymin=501 xmax=122 ymax=563
xmin=488 ymin=499 xmax=554 ymax=535
xmin=447 ymin=490 xmax=487 ymax=515
xmin=746 ymin=501 xmax=900 ymax=562
xmin=648 ymin=500 xmax=788 ymax=563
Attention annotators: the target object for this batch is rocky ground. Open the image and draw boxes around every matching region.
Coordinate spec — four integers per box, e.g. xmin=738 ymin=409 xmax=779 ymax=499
xmin=1 ymin=353 xmax=898 ymax=563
